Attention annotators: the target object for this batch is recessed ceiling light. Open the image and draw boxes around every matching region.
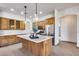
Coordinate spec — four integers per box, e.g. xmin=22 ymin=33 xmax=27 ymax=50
xmin=21 ymin=11 xmax=24 ymax=15
xmin=10 ymin=8 xmax=14 ymax=11
xmin=39 ymin=11 xmax=43 ymax=14
xmin=30 ymin=16 xmax=32 ymax=18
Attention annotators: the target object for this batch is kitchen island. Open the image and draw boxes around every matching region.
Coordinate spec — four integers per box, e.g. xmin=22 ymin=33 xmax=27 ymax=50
xmin=18 ymin=34 xmax=52 ymax=56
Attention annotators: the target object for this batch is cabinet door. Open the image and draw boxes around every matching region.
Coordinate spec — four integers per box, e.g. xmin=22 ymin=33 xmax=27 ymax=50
xmin=7 ymin=35 xmax=16 ymax=44
xmin=46 ymin=17 xmax=55 ymax=25
xmin=20 ymin=21 xmax=25 ymax=30
xmin=1 ymin=18 xmax=9 ymax=30
xmin=16 ymin=20 xmax=20 ymax=30
xmin=0 ymin=36 xmax=8 ymax=46
xmin=9 ymin=19 xmax=16 ymax=30
xmin=0 ymin=19 xmax=1 ymax=29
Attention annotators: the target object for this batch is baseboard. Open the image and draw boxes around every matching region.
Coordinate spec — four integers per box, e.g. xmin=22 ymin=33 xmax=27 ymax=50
xmin=61 ymin=41 xmax=76 ymax=44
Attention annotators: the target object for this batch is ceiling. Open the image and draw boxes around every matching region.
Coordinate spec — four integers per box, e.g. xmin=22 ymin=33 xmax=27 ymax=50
xmin=0 ymin=3 xmax=79 ymax=19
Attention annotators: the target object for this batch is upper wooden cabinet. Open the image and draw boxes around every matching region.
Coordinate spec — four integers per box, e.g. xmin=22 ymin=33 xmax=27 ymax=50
xmin=34 ymin=17 xmax=55 ymax=30
xmin=0 ymin=17 xmax=9 ymax=30
xmin=0 ymin=17 xmax=25 ymax=30
xmin=16 ymin=20 xmax=25 ymax=30
xmin=20 ymin=21 xmax=25 ymax=30
xmin=16 ymin=20 xmax=20 ymax=30
xmin=37 ymin=21 xmax=46 ymax=30
xmin=9 ymin=19 xmax=16 ymax=30
xmin=46 ymin=17 xmax=55 ymax=24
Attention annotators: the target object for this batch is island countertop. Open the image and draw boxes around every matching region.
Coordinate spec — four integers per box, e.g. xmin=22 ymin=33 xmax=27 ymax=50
xmin=17 ymin=34 xmax=53 ymax=43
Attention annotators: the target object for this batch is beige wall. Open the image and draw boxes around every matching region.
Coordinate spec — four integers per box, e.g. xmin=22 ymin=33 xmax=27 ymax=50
xmin=61 ymin=15 xmax=77 ymax=43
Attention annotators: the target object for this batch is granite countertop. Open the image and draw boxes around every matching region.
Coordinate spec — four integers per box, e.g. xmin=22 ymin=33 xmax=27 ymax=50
xmin=0 ymin=34 xmax=26 ymax=36
xmin=17 ymin=34 xmax=53 ymax=43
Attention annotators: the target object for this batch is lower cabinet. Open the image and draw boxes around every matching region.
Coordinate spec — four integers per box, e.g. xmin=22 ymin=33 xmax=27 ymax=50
xmin=0 ymin=35 xmax=21 ymax=47
xmin=22 ymin=38 xmax=52 ymax=56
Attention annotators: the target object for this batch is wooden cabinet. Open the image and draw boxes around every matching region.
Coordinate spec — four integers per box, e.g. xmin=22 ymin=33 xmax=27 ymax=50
xmin=16 ymin=20 xmax=20 ymax=30
xmin=22 ymin=38 xmax=52 ymax=56
xmin=0 ymin=36 xmax=8 ymax=46
xmin=34 ymin=17 xmax=55 ymax=30
xmin=20 ymin=21 xmax=25 ymax=30
xmin=0 ymin=35 xmax=21 ymax=47
xmin=7 ymin=35 xmax=16 ymax=44
xmin=37 ymin=21 xmax=46 ymax=30
xmin=9 ymin=19 xmax=16 ymax=30
xmin=0 ymin=17 xmax=25 ymax=30
xmin=46 ymin=17 xmax=55 ymax=24
xmin=0 ymin=17 xmax=9 ymax=30
xmin=16 ymin=21 xmax=25 ymax=30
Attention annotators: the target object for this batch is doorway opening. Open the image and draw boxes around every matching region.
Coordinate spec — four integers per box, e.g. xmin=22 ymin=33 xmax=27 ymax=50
xmin=60 ymin=15 xmax=77 ymax=47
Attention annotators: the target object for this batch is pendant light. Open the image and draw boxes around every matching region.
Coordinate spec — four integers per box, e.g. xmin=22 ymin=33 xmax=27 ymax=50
xmin=35 ymin=3 xmax=39 ymax=22
xmin=24 ymin=6 xmax=27 ymax=21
